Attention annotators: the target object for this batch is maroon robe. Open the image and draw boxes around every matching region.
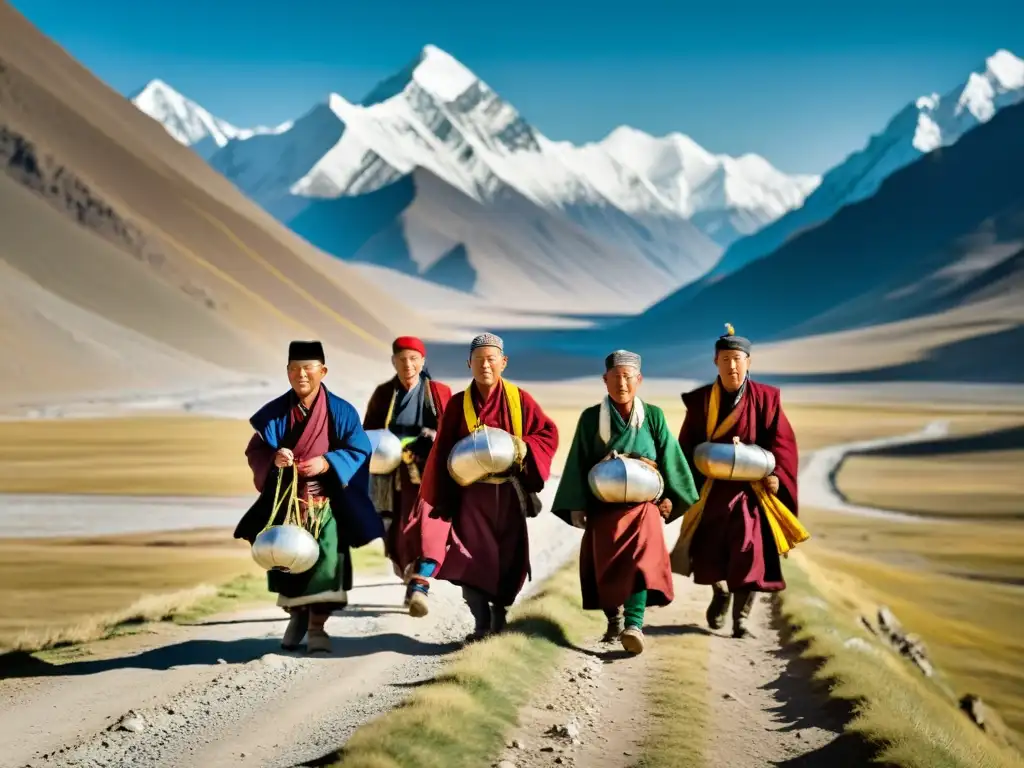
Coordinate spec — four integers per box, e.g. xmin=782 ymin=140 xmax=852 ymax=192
xmin=363 ymin=376 xmax=453 ymax=572
xmin=415 ymin=381 xmax=558 ymax=606
xmin=677 ymin=379 xmax=799 ymax=592
xmin=581 ymin=501 xmax=674 ymax=610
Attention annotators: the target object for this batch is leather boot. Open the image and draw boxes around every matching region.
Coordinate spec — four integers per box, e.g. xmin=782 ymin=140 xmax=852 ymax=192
xmin=732 ymin=590 xmax=756 ymax=638
xmin=602 ymin=607 xmax=625 ymax=643
xmin=706 ymin=581 xmax=732 ymax=630
xmin=490 ymin=604 xmax=508 ymax=634
xmin=281 ymin=608 xmax=308 ymax=651
xmin=306 ymin=611 xmax=332 ymax=654
xmin=463 ymin=587 xmax=491 ymax=643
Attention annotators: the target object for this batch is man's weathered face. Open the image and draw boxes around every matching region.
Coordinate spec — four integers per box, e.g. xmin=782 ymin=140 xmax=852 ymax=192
xmin=468 ymin=346 xmax=507 ymax=386
xmin=287 ymin=359 xmax=327 ymax=399
xmin=392 ymin=350 xmax=425 ymax=382
xmin=603 ymin=365 xmax=641 ymax=405
xmin=714 ymin=350 xmax=749 ymax=392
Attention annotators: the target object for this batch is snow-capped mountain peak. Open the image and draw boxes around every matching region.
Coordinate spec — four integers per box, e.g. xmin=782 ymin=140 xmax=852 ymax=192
xmin=413 ymin=44 xmax=479 ymax=102
xmin=597 ymin=125 xmax=820 ymax=242
xmin=985 ymin=49 xmax=1024 ymax=90
xmin=131 ymin=79 xmax=291 ymax=159
xmin=912 ymin=48 xmax=1024 ymax=153
xmin=708 ymin=47 xmax=1024 ymax=280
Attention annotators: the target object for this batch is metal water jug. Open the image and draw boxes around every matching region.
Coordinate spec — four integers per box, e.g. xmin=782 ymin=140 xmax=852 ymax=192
xmin=447 ymin=426 xmax=517 ymax=486
xmin=588 ymin=456 xmax=665 ymax=504
xmin=251 ymin=524 xmax=320 ymax=574
xmin=366 ymin=428 xmax=403 ymax=475
xmin=694 ymin=440 xmax=776 ymax=482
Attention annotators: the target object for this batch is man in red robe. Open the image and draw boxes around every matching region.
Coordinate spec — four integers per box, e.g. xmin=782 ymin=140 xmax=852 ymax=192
xmin=362 ymin=336 xmax=453 ymax=614
xmin=673 ymin=325 xmax=800 ymax=638
xmin=414 ymin=333 xmax=559 ymax=642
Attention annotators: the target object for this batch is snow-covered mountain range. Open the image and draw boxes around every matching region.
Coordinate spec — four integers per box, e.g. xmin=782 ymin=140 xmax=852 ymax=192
xmin=130 ymin=80 xmax=292 ymax=160
xmin=130 ymin=46 xmax=819 ymax=314
xmin=709 ymin=48 xmax=1024 ymax=280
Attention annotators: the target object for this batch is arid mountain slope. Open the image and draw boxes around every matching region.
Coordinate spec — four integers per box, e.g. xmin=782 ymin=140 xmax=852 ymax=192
xmin=0 ymin=1 xmax=431 ymax=405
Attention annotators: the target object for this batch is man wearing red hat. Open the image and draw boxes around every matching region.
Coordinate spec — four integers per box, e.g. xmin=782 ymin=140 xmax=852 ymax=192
xmin=363 ymin=336 xmax=453 ymax=614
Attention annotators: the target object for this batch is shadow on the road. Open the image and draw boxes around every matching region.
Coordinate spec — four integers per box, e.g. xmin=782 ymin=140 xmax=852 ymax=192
xmin=0 ymin=630 xmax=461 ymax=680
xmin=644 ymin=623 xmax=716 ymax=638
xmin=762 ymin=598 xmax=888 ymax=768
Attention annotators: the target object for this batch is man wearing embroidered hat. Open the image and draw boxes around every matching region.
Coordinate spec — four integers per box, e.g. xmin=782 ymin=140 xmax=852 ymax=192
xmin=672 ymin=325 xmax=807 ymax=639
xmin=414 ymin=332 xmax=559 ymax=643
xmin=551 ymin=350 xmax=698 ymax=654
xmin=363 ymin=337 xmax=453 ymax=613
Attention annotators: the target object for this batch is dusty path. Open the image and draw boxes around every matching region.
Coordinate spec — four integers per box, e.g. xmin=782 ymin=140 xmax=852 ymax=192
xmin=0 ymin=480 xmax=581 ymax=768
xmin=492 ymin=421 xmax=966 ymax=768
xmin=495 ymin=571 xmax=851 ymax=768
xmin=800 ymin=418 xmax=949 ymax=522
xmin=0 ymin=421 xmax=953 ymax=768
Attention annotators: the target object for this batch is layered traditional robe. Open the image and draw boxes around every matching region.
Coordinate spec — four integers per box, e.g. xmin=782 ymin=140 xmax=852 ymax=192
xmin=552 ymin=397 xmax=698 ymax=612
xmin=363 ymin=374 xmax=453 ymax=573
xmin=235 ymin=385 xmax=384 ymax=610
xmin=672 ymin=378 xmax=801 ymax=592
xmin=414 ymin=379 xmax=558 ymax=606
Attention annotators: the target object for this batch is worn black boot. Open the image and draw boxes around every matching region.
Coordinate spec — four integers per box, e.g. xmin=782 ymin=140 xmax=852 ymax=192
xmin=602 ymin=607 xmax=625 ymax=643
xmin=732 ymin=590 xmax=756 ymax=638
xmin=462 ymin=587 xmax=492 ymax=644
xmin=490 ymin=603 xmax=508 ymax=634
xmin=706 ymin=581 xmax=732 ymax=630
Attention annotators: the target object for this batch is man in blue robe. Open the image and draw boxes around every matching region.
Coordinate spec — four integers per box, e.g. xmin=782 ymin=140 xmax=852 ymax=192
xmin=235 ymin=340 xmax=384 ymax=654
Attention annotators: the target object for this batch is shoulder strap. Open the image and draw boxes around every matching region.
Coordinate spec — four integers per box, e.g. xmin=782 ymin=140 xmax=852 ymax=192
xmin=383 ymin=386 xmax=399 ymax=429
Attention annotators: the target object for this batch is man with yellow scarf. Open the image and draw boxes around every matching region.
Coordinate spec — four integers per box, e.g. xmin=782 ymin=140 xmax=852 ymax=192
xmin=671 ymin=325 xmax=808 ymax=638
xmin=413 ymin=333 xmax=560 ymax=643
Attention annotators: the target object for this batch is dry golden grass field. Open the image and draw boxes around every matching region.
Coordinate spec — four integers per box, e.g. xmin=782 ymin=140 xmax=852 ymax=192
xmin=801 ymin=409 xmax=1024 ymax=741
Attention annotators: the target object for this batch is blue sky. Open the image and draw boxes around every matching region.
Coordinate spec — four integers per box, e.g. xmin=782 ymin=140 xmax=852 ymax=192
xmin=11 ymin=0 xmax=1024 ymax=174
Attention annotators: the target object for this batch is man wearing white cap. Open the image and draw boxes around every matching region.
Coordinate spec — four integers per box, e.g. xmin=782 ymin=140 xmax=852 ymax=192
xmin=412 ymin=333 xmax=559 ymax=642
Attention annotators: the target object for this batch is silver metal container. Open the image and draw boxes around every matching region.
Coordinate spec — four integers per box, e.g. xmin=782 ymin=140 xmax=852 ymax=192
xmin=587 ymin=456 xmax=665 ymax=504
xmin=447 ymin=426 xmax=517 ymax=486
xmin=366 ymin=428 xmax=403 ymax=475
xmin=694 ymin=441 xmax=776 ymax=482
xmin=251 ymin=524 xmax=320 ymax=574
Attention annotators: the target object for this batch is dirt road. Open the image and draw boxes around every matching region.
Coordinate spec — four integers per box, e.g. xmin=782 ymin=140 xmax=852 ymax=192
xmin=0 ymin=479 xmax=580 ymax=768
xmin=0 ymin=420 xmax=955 ymax=768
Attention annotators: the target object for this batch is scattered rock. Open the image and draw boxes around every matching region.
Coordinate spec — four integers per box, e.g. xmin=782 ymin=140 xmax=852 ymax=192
xmin=111 ymin=711 xmax=146 ymax=734
xmin=497 ymin=761 xmax=517 ymax=768
xmin=843 ymin=637 xmax=874 ymax=653
xmin=960 ymin=694 xmax=987 ymax=731
xmin=875 ymin=606 xmax=934 ymax=676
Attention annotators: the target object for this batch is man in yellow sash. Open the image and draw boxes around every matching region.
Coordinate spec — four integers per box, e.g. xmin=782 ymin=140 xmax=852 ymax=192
xmin=414 ymin=333 xmax=560 ymax=643
xmin=672 ymin=325 xmax=808 ymax=638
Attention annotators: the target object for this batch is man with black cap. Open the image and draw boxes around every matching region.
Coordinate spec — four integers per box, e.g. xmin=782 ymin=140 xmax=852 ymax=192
xmin=412 ymin=332 xmax=559 ymax=643
xmin=362 ymin=336 xmax=453 ymax=614
xmin=672 ymin=325 xmax=807 ymax=639
xmin=551 ymin=350 xmax=698 ymax=654
xmin=234 ymin=341 xmax=384 ymax=654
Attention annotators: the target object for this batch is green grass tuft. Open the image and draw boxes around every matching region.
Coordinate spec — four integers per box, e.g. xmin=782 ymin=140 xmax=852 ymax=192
xmin=328 ymin=562 xmax=602 ymax=768
xmin=780 ymin=552 xmax=1024 ymax=768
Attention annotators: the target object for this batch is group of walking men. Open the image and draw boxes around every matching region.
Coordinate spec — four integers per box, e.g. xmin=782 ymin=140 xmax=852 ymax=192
xmin=235 ymin=326 xmax=802 ymax=655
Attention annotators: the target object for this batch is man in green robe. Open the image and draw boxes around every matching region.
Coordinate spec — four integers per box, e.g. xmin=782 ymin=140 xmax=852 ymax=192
xmin=551 ymin=350 xmax=699 ymax=654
